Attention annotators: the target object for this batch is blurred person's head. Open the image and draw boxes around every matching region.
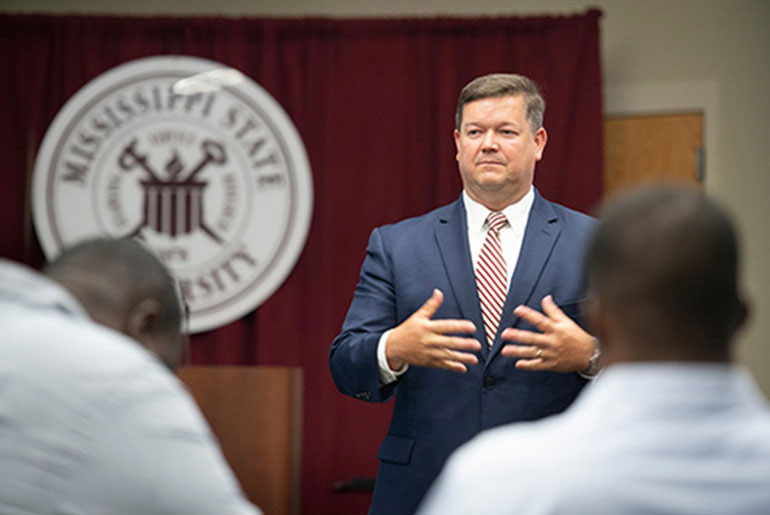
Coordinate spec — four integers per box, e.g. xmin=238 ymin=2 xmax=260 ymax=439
xmin=584 ymin=185 xmax=748 ymax=365
xmin=44 ymin=238 xmax=185 ymax=370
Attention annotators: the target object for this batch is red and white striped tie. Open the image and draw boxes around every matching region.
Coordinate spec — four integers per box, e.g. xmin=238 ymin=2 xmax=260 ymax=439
xmin=476 ymin=212 xmax=508 ymax=346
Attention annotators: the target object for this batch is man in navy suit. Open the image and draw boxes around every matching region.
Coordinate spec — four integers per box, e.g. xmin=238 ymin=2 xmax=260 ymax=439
xmin=330 ymin=73 xmax=600 ymax=515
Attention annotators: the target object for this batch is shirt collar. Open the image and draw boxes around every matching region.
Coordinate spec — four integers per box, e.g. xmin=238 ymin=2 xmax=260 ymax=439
xmin=462 ymin=186 xmax=535 ymax=233
xmin=574 ymin=362 xmax=764 ymax=413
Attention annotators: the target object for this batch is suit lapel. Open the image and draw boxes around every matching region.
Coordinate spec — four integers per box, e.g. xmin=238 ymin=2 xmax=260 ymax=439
xmin=434 ymin=198 xmax=488 ymax=358
xmin=486 ymin=191 xmax=561 ymax=365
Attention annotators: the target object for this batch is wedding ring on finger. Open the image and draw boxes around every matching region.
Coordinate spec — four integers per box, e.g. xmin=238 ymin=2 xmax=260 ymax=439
xmin=536 ymin=348 xmax=543 ymax=359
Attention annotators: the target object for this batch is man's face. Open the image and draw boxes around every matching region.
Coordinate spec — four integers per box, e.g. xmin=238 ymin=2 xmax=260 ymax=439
xmin=454 ymin=94 xmax=547 ymax=210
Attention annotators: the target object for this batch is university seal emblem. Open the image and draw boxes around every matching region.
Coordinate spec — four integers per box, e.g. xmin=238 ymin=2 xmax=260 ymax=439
xmin=32 ymin=56 xmax=313 ymax=333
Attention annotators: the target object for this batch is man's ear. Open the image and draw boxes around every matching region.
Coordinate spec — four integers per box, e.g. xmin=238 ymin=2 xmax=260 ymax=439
xmin=533 ymin=127 xmax=547 ymax=161
xmin=124 ymin=298 xmax=162 ymax=349
xmin=733 ymin=295 xmax=750 ymax=335
xmin=124 ymin=298 xmax=183 ymax=371
xmin=454 ymin=128 xmax=461 ymax=162
xmin=586 ymin=295 xmax=601 ymax=337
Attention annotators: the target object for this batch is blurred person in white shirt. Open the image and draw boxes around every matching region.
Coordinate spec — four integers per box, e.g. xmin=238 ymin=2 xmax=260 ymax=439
xmin=0 ymin=237 xmax=261 ymax=515
xmin=420 ymin=185 xmax=770 ymax=515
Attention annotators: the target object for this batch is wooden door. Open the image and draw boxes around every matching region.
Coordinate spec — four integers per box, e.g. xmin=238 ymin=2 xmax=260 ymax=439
xmin=603 ymin=112 xmax=704 ymax=199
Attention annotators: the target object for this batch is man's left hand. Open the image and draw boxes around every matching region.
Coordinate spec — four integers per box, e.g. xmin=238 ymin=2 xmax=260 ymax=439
xmin=501 ymin=295 xmax=596 ymax=372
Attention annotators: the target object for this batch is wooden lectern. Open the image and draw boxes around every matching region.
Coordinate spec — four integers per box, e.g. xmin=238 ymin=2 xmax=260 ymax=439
xmin=177 ymin=366 xmax=303 ymax=515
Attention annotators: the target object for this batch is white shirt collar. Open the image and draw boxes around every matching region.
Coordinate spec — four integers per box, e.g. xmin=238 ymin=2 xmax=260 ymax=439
xmin=462 ymin=186 xmax=535 ymax=233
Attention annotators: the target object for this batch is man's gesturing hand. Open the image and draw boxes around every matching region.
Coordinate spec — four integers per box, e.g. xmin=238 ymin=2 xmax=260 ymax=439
xmin=386 ymin=289 xmax=480 ymax=373
xmin=501 ymin=295 xmax=596 ymax=372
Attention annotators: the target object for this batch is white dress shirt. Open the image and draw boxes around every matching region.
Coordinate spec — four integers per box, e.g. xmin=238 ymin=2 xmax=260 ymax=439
xmin=464 ymin=187 xmax=534 ymax=287
xmin=0 ymin=260 xmax=261 ymax=515
xmin=419 ymin=363 xmax=770 ymax=515
xmin=377 ymin=188 xmax=535 ymax=383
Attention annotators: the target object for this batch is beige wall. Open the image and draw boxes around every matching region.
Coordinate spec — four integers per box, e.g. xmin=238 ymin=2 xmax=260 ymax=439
xmin=5 ymin=0 xmax=769 ymax=395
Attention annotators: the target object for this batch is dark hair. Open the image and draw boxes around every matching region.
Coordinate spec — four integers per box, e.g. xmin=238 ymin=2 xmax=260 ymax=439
xmin=455 ymin=73 xmax=545 ymax=132
xmin=585 ymin=185 xmax=741 ymax=353
xmin=44 ymin=237 xmax=183 ymax=334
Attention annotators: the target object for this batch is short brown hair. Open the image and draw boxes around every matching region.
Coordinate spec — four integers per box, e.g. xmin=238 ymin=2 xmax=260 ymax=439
xmin=455 ymin=73 xmax=545 ymax=132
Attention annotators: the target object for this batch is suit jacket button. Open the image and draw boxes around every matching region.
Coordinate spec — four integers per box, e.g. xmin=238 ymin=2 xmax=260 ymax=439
xmin=483 ymin=376 xmax=495 ymax=390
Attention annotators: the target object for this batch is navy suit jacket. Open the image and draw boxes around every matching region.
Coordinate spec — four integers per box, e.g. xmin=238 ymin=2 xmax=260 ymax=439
xmin=330 ymin=190 xmax=596 ymax=515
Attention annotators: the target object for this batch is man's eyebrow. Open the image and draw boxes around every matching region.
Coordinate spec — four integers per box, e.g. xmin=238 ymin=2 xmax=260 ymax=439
xmin=465 ymin=121 xmax=521 ymax=129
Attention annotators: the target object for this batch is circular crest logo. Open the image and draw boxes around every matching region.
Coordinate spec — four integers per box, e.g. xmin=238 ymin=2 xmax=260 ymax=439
xmin=32 ymin=56 xmax=313 ymax=333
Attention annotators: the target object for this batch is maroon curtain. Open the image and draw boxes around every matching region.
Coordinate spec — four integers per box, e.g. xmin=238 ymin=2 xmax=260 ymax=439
xmin=0 ymin=11 xmax=602 ymax=514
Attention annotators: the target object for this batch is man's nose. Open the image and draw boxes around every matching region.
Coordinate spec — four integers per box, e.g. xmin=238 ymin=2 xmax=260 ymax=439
xmin=481 ymin=130 xmax=499 ymax=151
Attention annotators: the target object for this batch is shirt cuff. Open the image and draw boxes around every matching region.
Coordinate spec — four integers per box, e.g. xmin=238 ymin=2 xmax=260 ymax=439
xmin=377 ymin=329 xmax=409 ymax=384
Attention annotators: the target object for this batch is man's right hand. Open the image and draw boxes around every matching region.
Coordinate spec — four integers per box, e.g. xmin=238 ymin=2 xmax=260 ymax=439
xmin=386 ymin=289 xmax=480 ymax=373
